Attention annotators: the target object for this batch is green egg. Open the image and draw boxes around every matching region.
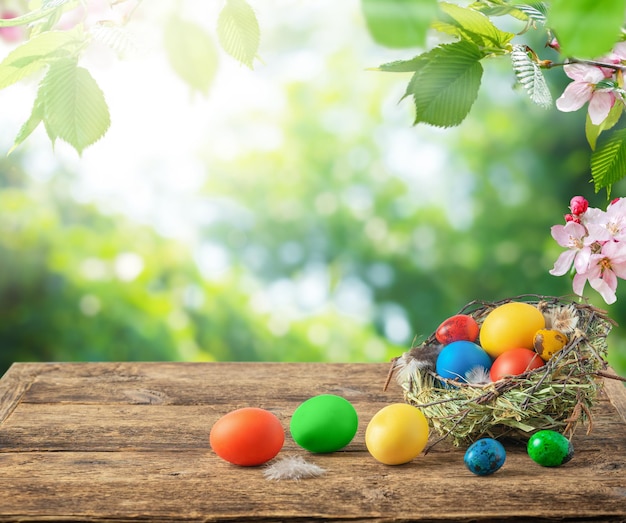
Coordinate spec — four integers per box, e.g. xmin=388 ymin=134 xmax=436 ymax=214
xmin=527 ymin=430 xmax=574 ymax=467
xmin=290 ymin=394 xmax=358 ymax=453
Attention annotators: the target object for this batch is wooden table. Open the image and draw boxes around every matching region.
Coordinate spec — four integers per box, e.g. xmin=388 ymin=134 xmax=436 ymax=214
xmin=0 ymin=362 xmax=625 ymax=522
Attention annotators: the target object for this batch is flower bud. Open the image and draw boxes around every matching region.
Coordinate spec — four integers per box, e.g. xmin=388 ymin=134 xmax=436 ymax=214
xmin=0 ymin=11 xmax=24 ymax=43
xmin=564 ymin=213 xmax=580 ymax=223
xmin=569 ymin=196 xmax=588 ymax=216
xmin=547 ymin=38 xmax=560 ymax=51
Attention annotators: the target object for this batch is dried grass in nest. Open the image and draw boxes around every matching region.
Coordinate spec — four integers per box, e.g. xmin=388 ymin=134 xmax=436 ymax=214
xmin=386 ymin=295 xmax=625 ymax=448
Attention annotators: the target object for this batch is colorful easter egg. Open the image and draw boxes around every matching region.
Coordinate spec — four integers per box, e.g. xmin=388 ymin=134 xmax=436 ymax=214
xmin=464 ymin=438 xmax=506 ymax=476
xmin=527 ymin=430 xmax=574 ymax=467
xmin=480 ymin=302 xmax=545 ymax=358
xmin=210 ymin=407 xmax=285 ymax=466
xmin=365 ymin=403 xmax=429 ymax=465
xmin=435 ymin=314 xmax=480 ymax=345
xmin=290 ymin=394 xmax=358 ymax=453
xmin=436 ymin=341 xmax=492 ymax=383
xmin=533 ymin=329 xmax=569 ymax=361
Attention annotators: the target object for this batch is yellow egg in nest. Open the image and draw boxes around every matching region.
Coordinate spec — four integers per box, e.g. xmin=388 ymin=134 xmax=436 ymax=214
xmin=533 ymin=328 xmax=569 ymax=361
xmin=479 ymin=302 xmax=546 ymax=358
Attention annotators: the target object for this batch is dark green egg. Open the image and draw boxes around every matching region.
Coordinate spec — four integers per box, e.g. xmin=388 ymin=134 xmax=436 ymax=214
xmin=527 ymin=430 xmax=574 ymax=467
xmin=290 ymin=394 xmax=358 ymax=453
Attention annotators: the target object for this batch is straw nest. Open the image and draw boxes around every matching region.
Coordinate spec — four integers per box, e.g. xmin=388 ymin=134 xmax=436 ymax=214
xmin=386 ymin=295 xmax=622 ymax=448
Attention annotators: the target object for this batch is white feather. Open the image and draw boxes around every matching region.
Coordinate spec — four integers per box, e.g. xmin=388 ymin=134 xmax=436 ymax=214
xmin=263 ymin=456 xmax=326 ymax=481
xmin=393 ymin=354 xmax=420 ymax=385
xmin=464 ymin=365 xmax=491 ymax=385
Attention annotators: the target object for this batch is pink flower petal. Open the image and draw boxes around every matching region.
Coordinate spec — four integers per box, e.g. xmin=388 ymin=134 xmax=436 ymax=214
xmin=563 ymin=63 xmax=606 ymax=83
xmin=573 ymin=247 xmax=591 ymax=273
xmin=549 ymin=250 xmax=576 ymax=276
xmin=612 ymin=260 xmax=626 ymax=280
xmin=588 ymin=91 xmax=615 ymax=125
xmin=572 ymin=272 xmax=588 ymax=296
xmin=550 ymin=222 xmax=586 ymax=247
xmin=590 ymin=276 xmax=617 ymax=304
xmin=556 ymin=82 xmax=593 ymax=112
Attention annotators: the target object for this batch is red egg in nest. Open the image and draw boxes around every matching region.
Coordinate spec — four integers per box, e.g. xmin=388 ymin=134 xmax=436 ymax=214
xmin=490 ymin=348 xmax=545 ymax=382
xmin=435 ymin=314 xmax=480 ymax=345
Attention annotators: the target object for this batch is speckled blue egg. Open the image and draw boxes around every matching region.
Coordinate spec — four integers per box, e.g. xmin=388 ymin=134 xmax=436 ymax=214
xmin=527 ymin=430 xmax=574 ymax=467
xmin=464 ymin=438 xmax=506 ymax=476
xmin=436 ymin=341 xmax=492 ymax=383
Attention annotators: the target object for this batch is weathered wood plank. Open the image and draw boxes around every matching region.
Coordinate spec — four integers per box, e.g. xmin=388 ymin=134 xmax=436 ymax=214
xmin=19 ymin=362 xmax=392 ymax=405
xmin=0 ymin=362 xmax=624 ymax=522
xmin=0 ymin=363 xmax=62 ymax=423
xmin=0 ymin=447 xmax=624 ymax=522
xmin=604 ymin=374 xmax=626 ymax=424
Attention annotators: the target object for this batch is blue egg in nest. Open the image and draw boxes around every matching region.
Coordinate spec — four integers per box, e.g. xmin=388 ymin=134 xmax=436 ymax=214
xmin=435 ymin=341 xmax=492 ymax=383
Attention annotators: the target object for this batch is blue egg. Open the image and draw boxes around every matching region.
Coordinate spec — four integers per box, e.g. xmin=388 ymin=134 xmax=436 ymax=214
xmin=436 ymin=341 xmax=492 ymax=383
xmin=464 ymin=438 xmax=506 ymax=476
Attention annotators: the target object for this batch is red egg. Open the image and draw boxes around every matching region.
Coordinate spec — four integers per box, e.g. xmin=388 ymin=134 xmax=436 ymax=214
xmin=209 ymin=407 xmax=285 ymax=466
xmin=490 ymin=348 xmax=545 ymax=381
xmin=435 ymin=314 xmax=480 ymax=345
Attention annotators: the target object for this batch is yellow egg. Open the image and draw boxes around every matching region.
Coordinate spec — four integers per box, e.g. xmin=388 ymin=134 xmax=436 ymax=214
xmin=533 ymin=328 xmax=569 ymax=361
xmin=365 ymin=404 xmax=429 ymax=465
xmin=479 ymin=302 xmax=546 ymax=358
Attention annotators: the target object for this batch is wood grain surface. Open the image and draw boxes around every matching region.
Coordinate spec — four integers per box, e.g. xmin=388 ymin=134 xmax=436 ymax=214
xmin=0 ymin=362 xmax=625 ymax=522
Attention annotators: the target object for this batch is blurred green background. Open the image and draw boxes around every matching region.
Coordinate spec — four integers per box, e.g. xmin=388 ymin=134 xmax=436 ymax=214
xmin=1 ymin=0 xmax=625 ymax=378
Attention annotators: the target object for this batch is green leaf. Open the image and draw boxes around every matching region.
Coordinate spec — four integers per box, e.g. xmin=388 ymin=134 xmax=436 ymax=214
xmin=510 ymin=44 xmax=552 ymax=108
xmin=164 ymin=15 xmax=218 ymax=95
xmin=39 ymin=58 xmax=111 ymax=154
xmin=516 ymin=3 xmax=548 ymax=25
xmin=434 ymin=2 xmax=515 ymax=49
xmin=400 ymin=55 xmax=432 ymax=100
xmin=90 ymin=22 xmax=142 ymax=60
xmin=361 ymin=0 xmax=438 ymax=49
xmin=407 ymin=40 xmax=484 ymax=127
xmin=469 ymin=0 xmax=522 ymax=19
xmin=376 ymin=56 xmax=428 ymax=72
xmin=591 ymin=128 xmax=626 ymax=193
xmin=586 ymin=102 xmax=624 ymax=150
xmin=0 ymin=28 xmax=84 ymax=90
xmin=469 ymin=0 xmax=547 ymax=23
xmin=548 ymin=0 xmax=626 ymax=58
xmin=217 ymin=0 xmax=260 ymax=69
xmin=8 ymin=95 xmax=45 ymax=155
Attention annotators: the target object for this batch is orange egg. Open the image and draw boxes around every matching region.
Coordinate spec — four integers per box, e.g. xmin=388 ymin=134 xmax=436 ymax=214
xmin=210 ymin=407 xmax=284 ymax=466
xmin=479 ymin=302 xmax=546 ymax=358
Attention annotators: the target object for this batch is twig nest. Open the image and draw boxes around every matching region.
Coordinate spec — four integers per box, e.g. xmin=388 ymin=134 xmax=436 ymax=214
xmin=388 ymin=295 xmax=616 ymax=447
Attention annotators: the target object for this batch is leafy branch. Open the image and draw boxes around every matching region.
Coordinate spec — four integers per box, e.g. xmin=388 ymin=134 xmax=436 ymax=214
xmin=1 ymin=0 xmax=626 ymax=191
xmin=0 ymin=0 xmax=261 ymax=155
xmin=364 ymin=0 xmax=626 ymax=195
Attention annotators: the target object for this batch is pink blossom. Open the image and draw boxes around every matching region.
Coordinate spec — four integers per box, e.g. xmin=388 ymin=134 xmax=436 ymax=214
xmin=551 ymin=196 xmax=626 ymax=303
xmin=549 ymin=221 xmax=592 ymax=276
xmin=556 ymin=63 xmax=616 ymax=125
xmin=573 ymin=241 xmax=626 ymax=304
xmin=584 ymin=198 xmax=626 ymax=243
